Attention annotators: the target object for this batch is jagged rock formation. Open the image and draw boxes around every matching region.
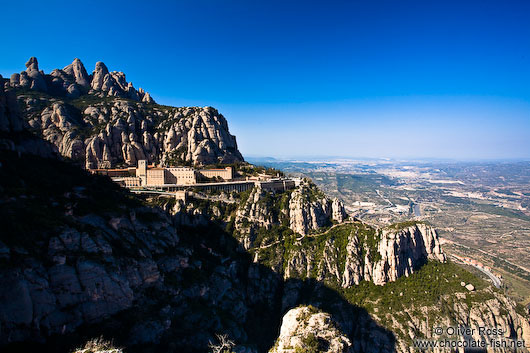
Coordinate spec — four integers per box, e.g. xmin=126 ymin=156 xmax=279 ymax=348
xmin=270 ymin=306 xmax=351 ymax=353
xmin=7 ymin=57 xmax=243 ymax=167
xmin=280 ymin=222 xmax=446 ymax=286
xmin=234 ymin=181 xmax=348 ymax=249
xmin=10 ymin=57 xmax=152 ymax=102
xmin=289 ymin=180 xmax=347 ymax=235
xmin=387 ymin=287 xmax=530 ymax=353
xmin=349 ymin=222 xmax=446 ymax=286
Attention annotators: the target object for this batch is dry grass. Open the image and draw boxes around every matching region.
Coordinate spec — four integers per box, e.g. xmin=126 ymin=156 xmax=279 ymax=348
xmin=73 ymin=337 xmax=122 ymax=353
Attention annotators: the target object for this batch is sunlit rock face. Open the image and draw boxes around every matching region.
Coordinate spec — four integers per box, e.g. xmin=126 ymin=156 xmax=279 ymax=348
xmin=9 ymin=57 xmax=244 ymax=168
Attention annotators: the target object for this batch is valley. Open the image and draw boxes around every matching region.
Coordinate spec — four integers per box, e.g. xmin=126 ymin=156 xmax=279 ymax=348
xmin=248 ymin=157 xmax=530 ymax=305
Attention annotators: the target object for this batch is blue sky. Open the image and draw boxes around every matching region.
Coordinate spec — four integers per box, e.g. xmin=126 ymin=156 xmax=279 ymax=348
xmin=2 ymin=0 xmax=530 ymax=159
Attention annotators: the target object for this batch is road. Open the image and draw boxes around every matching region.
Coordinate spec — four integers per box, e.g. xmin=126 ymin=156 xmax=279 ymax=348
xmin=449 ymin=254 xmax=502 ymax=288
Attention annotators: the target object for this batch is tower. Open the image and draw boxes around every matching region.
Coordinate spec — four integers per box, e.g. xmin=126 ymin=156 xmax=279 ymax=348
xmin=137 ymin=160 xmax=147 ymax=177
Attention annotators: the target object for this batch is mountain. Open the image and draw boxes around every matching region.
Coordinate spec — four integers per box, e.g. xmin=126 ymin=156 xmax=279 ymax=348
xmin=0 ymin=60 xmax=529 ymax=353
xmin=5 ymin=57 xmax=243 ymax=168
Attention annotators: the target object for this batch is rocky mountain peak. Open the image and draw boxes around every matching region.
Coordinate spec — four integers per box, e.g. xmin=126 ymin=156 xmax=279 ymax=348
xmin=8 ymin=57 xmax=244 ymax=167
xmin=63 ymin=58 xmax=90 ymax=89
xmin=25 ymin=56 xmax=39 ymax=70
xmin=91 ymin=61 xmax=109 ymax=91
xmin=10 ymin=57 xmax=155 ymax=103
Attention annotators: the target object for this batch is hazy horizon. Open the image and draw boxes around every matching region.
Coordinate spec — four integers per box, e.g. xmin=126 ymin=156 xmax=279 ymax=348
xmin=2 ymin=0 xmax=529 ymax=159
xmin=245 ymin=154 xmax=530 ymax=163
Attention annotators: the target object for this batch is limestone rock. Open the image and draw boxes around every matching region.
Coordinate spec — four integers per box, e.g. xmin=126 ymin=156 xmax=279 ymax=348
xmin=12 ymin=59 xmax=244 ymax=167
xmin=282 ymin=222 xmax=447 ymax=287
xmin=289 ymin=180 xmax=347 ymax=235
xmin=24 ymin=57 xmax=47 ymax=92
xmin=63 ymin=58 xmax=90 ymax=89
xmin=270 ymin=306 xmax=351 ymax=353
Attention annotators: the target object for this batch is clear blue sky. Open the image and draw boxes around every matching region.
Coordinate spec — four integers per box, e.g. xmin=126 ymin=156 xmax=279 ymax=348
xmin=2 ymin=0 xmax=530 ymax=159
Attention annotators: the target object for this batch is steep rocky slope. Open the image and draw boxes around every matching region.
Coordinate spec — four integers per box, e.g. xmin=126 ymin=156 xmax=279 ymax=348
xmin=233 ymin=180 xmax=347 ymax=249
xmin=0 ymin=74 xmax=55 ymax=156
xmin=4 ymin=57 xmax=243 ymax=167
xmin=279 ymin=222 xmax=446 ymax=287
xmin=0 ymin=151 xmax=280 ymax=352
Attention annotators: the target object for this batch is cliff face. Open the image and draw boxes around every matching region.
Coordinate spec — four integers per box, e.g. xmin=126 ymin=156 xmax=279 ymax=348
xmin=6 ymin=57 xmax=243 ymax=167
xmin=0 ymin=74 xmax=56 ymax=156
xmin=288 ymin=181 xmax=347 ymax=235
xmin=279 ymin=222 xmax=446 ymax=286
xmin=234 ymin=180 xmax=348 ymax=249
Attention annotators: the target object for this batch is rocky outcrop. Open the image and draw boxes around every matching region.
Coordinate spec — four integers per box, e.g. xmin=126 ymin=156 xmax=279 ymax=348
xmin=234 ymin=186 xmax=282 ymax=248
xmin=9 ymin=57 xmax=48 ymax=92
xmin=18 ymin=93 xmax=242 ymax=168
xmin=10 ymin=57 xmax=152 ymax=102
xmin=234 ymin=181 xmax=348 ymax=249
xmin=387 ymin=288 xmax=530 ymax=353
xmin=289 ymin=180 xmax=347 ymax=235
xmin=279 ymin=222 xmax=446 ymax=286
xmin=7 ymin=57 xmax=244 ymax=167
xmin=270 ymin=306 xmax=351 ymax=353
xmin=0 ymin=74 xmax=56 ymax=156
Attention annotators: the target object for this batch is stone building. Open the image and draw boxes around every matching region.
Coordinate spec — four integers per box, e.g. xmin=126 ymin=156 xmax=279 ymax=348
xmin=198 ymin=167 xmax=233 ymax=180
xmin=166 ymin=167 xmax=197 ymax=185
xmin=95 ymin=160 xmax=236 ymax=188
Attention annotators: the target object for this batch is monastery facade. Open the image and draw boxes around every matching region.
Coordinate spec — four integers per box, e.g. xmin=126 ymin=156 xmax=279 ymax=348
xmin=90 ymin=160 xmax=234 ymax=187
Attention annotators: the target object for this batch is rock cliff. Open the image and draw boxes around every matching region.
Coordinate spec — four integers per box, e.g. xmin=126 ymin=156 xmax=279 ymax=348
xmin=0 ymin=74 xmax=56 ymax=156
xmin=5 ymin=57 xmax=243 ymax=167
xmin=278 ymin=222 xmax=446 ymax=286
xmin=234 ymin=180 xmax=348 ymax=249
xmin=288 ymin=180 xmax=347 ymax=235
